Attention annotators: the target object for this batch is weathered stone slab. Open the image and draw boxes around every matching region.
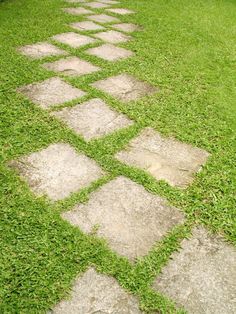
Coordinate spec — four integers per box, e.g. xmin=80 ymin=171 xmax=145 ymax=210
xmin=94 ymin=30 xmax=131 ymax=43
xmin=113 ymin=23 xmax=140 ymax=33
xmin=18 ymin=42 xmax=67 ymax=59
xmin=106 ymin=8 xmax=135 ymax=15
xmin=91 ymin=74 xmax=157 ymax=102
xmin=153 ymin=227 xmax=236 ymax=314
xmin=86 ymin=1 xmax=110 ymax=8
xmin=86 ymin=43 xmax=133 ymax=61
xmin=62 ymin=7 xmax=93 ymax=15
xmin=87 ymin=14 xmax=120 ymax=23
xmin=52 ymin=98 xmax=133 ymax=140
xmin=62 ymin=176 xmax=184 ymax=261
xmin=115 ymin=128 xmax=210 ymax=188
xmin=9 ymin=143 xmax=104 ymax=201
xmin=51 ymin=268 xmax=143 ymax=313
xmin=52 ymin=32 xmax=96 ymax=48
xmin=42 ymin=56 xmax=100 ymax=77
xmin=18 ymin=77 xmax=86 ymax=109
xmin=70 ymin=21 xmax=105 ymax=31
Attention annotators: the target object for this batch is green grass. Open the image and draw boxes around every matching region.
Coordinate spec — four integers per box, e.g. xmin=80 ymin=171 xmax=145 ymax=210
xmin=0 ymin=0 xmax=235 ymax=312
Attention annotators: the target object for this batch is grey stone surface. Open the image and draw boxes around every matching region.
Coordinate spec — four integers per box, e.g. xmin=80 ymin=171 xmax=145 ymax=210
xmin=116 ymin=128 xmax=210 ymax=188
xmin=106 ymin=8 xmax=135 ymax=15
xmin=9 ymin=143 xmax=104 ymax=201
xmin=113 ymin=23 xmax=140 ymax=33
xmin=62 ymin=176 xmax=184 ymax=261
xmin=100 ymin=0 xmax=120 ymax=3
xmin=87 ymin=14 xmax=120 ymax=23
xmin=52 ymin=32 xmax=96 ymax=48
xmin=70 ymin=21 xmax=105 ymax=31
xmin=91 ymin=74 xmax=157 ymax=102
xmin=51 ymin=268 xmax=143 ymax=313
xmin=62 ymin=7 xmax=93 ymax=15
xmin=18 ymin=42 xmax=67 ymax=59
xmin=94 ymin=30 xmax=131 ymax=43
xmin=18 ymin=77 xmax=86 ymax=109
xmin=86 ymin=1 xmax=110 ymax=8
xmin=86 ymin=43 xmax=134 ymax=61
xmin=153 ymin=227 xmax=236 ymax=314
xmin=53 ymin=98 xmax=133 ymax=140
xmin=42 ymin=56 xmax=100 ymax=77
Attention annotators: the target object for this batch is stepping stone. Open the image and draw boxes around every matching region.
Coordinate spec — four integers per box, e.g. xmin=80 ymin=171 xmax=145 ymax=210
xmin=94 ymin=30 xmax=131 ymax=43
xmin=42 ymin=56 xmax=100 ymax=77
xmin=52 ymin=98 xmax=133 ymax=141
xmin=62 ymin=176 xmax=184 ymax=261
xmin=86 ymin=1 xmax=111 ymax=8
xmin=86 ymin=43 xmax=134 ymax=61
xmin=51 ymin=268 xmax=143 ymax=313
xmin=153 ymin=227 xmax=236 ymax=314
xmin=52 ymin=32 xmax=96 ymax=48
xmin=91 ymin=74 xmax=157 ymax=102
xmin=100 ymin=0 xmax=120 ymax=3
xmin=70 ymin=21 xmax=105 ymax=31
xmin=18 ymin=42 xmax=67 ymax=59
xmin=18 ymin=77 xmax=86 ymax=109
xmin=9 ymin=143 xmax=104 ymax=201
xmin=116 ymin=128 xmax=210 ymax=188
xmin=62 ymin=7 xmax=93 ymax=15
xmin=106 ymin=8 xmax=135 ymax=15
xmin=87 ymin=14 xmax=120 ymax=23
xmin=113 ymin=23 xmax=140 ymax=33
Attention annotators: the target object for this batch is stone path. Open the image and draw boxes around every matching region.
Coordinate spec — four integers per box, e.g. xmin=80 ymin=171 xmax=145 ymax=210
xmin=13 ymin=0 xmax=236 ymax=313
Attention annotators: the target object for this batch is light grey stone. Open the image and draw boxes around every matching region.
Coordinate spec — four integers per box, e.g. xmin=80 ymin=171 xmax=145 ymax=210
xmin=86 ymin=43 xmax=134 ymax=61
xmin=115 ymin=128 xmax=210 ymax=188
xmin=91 ymin=74 xmax=157 ymax=102
xmin=62 ymin=176 xmax=184 ymax=261
xmin=99 ymin=0 xmax=120 ymax=3
xmin=94 ymin=30 xmax=131 ymax=43
xmin=86 ymin=1 xmax=110 ymax=8
xmin=70 ymin=21 xmax=105 ymax=31
xmin=87 ymin=14 xmax=120 ymax=23
xmin=52 ymin=32 xmax=96 ymax=48
xmin=51 ymin=268 xmax=143 ymax=313
xmin=42 ymin=56 xmax=100 ymax=77
xmin=9 ymin=143 xmax=104 ymax=201
xmin=112 ymin=23 xmax=140 ymax=33
xmin=106 ymin=8 xmax=135 ymax=15
xmin=18 ymin=42 xmax=67 ymax=59
xmin=18 ymin=77 xmax=86 ymax=109
xmin=62 ymin=7 xmax=93 ymax=15
xmin=153 ymin=227 xmax=236 ymax=314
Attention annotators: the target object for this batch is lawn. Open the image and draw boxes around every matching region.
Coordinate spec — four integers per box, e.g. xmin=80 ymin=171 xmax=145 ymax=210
xmin=0 ymin=0 xmax=235 ymax=312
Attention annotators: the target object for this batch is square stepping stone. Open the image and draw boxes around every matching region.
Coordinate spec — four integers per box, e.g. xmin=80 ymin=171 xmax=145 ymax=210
xmin=113 ymin=23 xmax=140 ymax=33
xmin=52 ymin=98 xmax=133 ymax=141
xmin=18 ymin=77 xmax=86 ymax=109
xmin=52 ymin=32 xmax=96 ymax=48
xmin=94 ymin=30 xmax=131 ymax=43
xmin=91 ymin=74 xmax=157 ymax=102
xmin=87 ymin=14 xmax=120 ymax=23
xmin=153 ymin=227 xmax=236 ymax=314
xmin=18 ymin=42 xmax=67 ymax=59
xmin=9 ymin=143 xmax=104 ymax=201
xmin=62 ymin=7 xmax=93 ymax=15
xmin=86 ymin=43 xmax=134 ymax=61
xmin=116 ymin=128 xmax=210 ymax=188
xmin=70 ymin=21 xmax=105 ymax=31
xmin=42 ymin=56 xmax=100 ymax=77
xmin=100 ymin=0 xmax=120 ymax=3
xmin=106 ymin=8 xmax=135 ymax=15
xmin=86 ymin=1 xmax=110 ymax=8
xmin=62 ymin=176 xmax=184 ymax=261
xmin=51 ymin=268 xmax=143 ymax=313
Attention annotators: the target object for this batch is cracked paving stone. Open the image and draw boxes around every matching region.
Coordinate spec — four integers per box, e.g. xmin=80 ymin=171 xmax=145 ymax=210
xmin=91 ymin=73 xmax=158 ymax=102
xmin=106 ymin=8 xmax=135 ymax=15
xmin=42 ymin=56 xmax=100 ymax=77
xmin=62 ymin=176 xmax=184 ymax=261
xmin=86 ymin=1 xmax=111 ymax=8
xmin=87 ymin=14 xmax=120 ymax=23
xmin=94 ymin=30 xmax=131 ymax=43
xmin=18 ymin=42 xmax=67 ymax=59
xmin=9 ymin=143 xmax=104 ymax=201
xmin=52 ymin=32 xmax=96 ymax=48
xmin=62 ymin=7 xmax=93 ymax=15
xmin=86 ymin=43 xmax=134 ymax=61
xmin=116 ymin=127 xmax=210 ymax=188
xmin=17 ymin=77 xmax=86 ymax=109
xmin=70 ymin=21 xmax=105 ymax=31
xmin=52 ymin=98 xmax=133 ymax=141
xmin=112 ymin=23 xmax=140 ymax=33
xmin=153 ymin=227 xmax=236 ymax=314
xmin=50 ymin=268 xmax=143 ymax=313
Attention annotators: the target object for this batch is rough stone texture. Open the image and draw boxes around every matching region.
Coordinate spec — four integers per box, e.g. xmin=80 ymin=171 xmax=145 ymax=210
xmin=86 ymin=43 xmax=134 ymax=61
xmin=116 ymin=128 xmax=210 ymax=188
xmin=94 ymin=30 xmax=131 ymax=44
xmin=51 ymin=268 xmax=143 ymax=313
xmin=53 ymin=98 xmax=133 ymax=141
xmin=113 ymin=23 xmax=140 ymax=33
xmin=106 ymin=8 xmax=135 ymax=15
xmin=62 ymin=176 xmax=184 ymax=261
xmin=9 ymin=143 xmax=104 ymax=201
xmin=62 ymin=7 xmax=93 ymax=15
xmin=153 ymin=227 xmax=236 ymax=314
xmin=86 ymin=1 xmax=110 ymax=8
xmin=70 ymin=21 xmax=105 ymax=31
xmin=42 ymin=56 xmax=100 ymax=77
xmin=91 ymin=74 xmax=157 ymax=102
xmin=18 ymin=42 xmax=67 ymax=59
xmin=18 ymin=77 xmax=86 ymax=109
xmin=52 ymin=32 xmax=96 ymax=48
xmin=87 ymin=14 xmax=120 ymax=23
